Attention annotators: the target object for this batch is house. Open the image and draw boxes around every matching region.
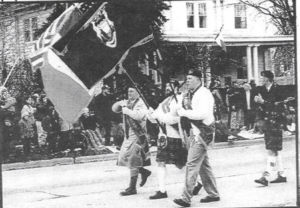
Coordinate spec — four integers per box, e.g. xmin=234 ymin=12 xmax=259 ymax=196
xmin=161 ymin=0 xmax=294 ymax=86
xmin=0 ymin=3 xmax=55 ymax=75
xmin=0 ymin=1 xmax=295 ymax=87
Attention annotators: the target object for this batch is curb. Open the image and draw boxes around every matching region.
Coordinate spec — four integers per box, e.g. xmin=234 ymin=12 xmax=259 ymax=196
xmin=2 ymin=135 xmax=295 ymax=172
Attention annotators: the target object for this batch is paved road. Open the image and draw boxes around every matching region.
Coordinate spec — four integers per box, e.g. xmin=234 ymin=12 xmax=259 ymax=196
xmin=3 ymin=138 xmax=297 ymax=208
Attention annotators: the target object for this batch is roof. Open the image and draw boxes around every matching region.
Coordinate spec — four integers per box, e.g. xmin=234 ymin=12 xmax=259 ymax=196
xmin=163 ymin=34 xmax=294 ymax=46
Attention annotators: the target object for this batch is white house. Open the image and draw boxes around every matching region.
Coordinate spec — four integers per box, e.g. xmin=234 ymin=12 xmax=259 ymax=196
xmin=161 ymin=0 xmax=294 ymax=86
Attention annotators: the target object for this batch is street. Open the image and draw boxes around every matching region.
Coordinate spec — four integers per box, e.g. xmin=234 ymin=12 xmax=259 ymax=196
xmin=3 ymin=137 xmax=297 ymax=208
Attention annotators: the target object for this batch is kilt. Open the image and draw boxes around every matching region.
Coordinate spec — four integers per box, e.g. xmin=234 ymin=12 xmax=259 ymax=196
xmin=156 ymin=136 xmax=184 ymax=165
xmin=264 ymin=122 xmax=283 ymax=151
xmin=117 ymin=135 xmax=151 ymax=168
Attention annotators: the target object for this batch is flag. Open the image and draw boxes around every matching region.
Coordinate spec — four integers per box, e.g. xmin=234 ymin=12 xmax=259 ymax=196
xmin=215 ymin=26 xmax=226 ymax=52
xmin=31 ymin=1 xmax=110 ymax=71
xmin=30 ymin=1 xmax=156 ymax=122
xmin=41 ymin=49 xmax=92 ymax=122
xmin=30 ymin=1 xmax=155 ymax=122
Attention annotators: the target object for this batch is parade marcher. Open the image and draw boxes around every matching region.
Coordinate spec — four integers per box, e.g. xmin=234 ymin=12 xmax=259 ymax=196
xmin=173 ymin=70 xmax=219 ymax=207
xmin=147 ymin=81 xmax=203 ymax=200
xmin=112 ymin=87 xmax=151 ymax=196
xmin=254 ymin=71 xmax=287 ymax=186
xmin=93 ymin=85 xmax=113 ymax=145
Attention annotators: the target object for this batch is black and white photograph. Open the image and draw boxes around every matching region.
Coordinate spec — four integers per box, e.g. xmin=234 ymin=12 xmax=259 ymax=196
xmin=0 ymin=0 xmax=298 ymax=207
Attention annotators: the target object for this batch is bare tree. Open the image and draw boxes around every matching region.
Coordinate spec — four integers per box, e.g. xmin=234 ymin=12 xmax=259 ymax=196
xmin=240 ymin=0 xmax=295 ymax=35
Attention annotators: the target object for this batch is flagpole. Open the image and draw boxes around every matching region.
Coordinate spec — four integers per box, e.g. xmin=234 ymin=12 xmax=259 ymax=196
xmin=2 ymin=58 xmax=19 ymax=87
xmin=120 ymin=65 xmax=165 ymax=132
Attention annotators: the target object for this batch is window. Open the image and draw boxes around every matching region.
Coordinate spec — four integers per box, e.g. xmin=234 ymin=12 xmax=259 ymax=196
xmin=234 ymin=4 xmax=247 ymax=28
xmin=198 ymin=3 xmax=207 ymax=28
xmin=186 ymin=3 xmax=194 ymax=28
xmin=24 ymin=17 xmax=39 ymax=42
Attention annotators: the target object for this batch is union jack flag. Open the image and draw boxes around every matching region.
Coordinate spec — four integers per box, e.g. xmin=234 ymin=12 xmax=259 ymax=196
xmin=30 ymin=1 xmax=107 ymax=70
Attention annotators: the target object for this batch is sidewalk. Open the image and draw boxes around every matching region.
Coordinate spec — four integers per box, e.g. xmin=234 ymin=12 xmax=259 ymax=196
xmin=2 ymin=135 xmax=296 ymax=172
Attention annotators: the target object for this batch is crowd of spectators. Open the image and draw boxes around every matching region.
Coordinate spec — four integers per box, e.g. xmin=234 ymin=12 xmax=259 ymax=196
xmin=1 ymin=85 xmax=120 ymax=163
xmin=0 ymin=78 xmax=296 ymax=162
xmin=210 ymin=78 xmax=296 ymax=141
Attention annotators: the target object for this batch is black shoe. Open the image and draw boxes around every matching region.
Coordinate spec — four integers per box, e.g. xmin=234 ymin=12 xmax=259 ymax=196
xmin=193 ymin=182 xmax=202 ymax=195
xmin=270 ymin=175 xmax=287 ymax=183
xmin=120 ymin=188 xmax=137 ymax=196
xmin=149 ymin=191 xmax=168 ymax=200
xmin=254 ymin=176 xmax=268 ymax=186
xmin=140 ymin=168 xmax=151 ymax=187
xmin=173 ymin=198 xmax=190 ymax=207
xmin=200 ymin=196 xmax=220 ymax=203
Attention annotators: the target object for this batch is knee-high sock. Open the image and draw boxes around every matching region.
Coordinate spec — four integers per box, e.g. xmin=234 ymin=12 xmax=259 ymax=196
xmin=157 ymin=166 xmax=166 ymax=193
xmin=276 ymin=152 xmax=285 ymax=177
xmin=265 ymin=156 xmax=276 ymax=179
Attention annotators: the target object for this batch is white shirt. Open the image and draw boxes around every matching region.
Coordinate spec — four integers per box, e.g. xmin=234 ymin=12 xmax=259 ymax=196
xmin=152 ymin=94 xmax=182 ymax=138
xmin=266 ymin=83 xmax=273 ymax=92
xmin=181 ymin=86 xmax=215 ymax=135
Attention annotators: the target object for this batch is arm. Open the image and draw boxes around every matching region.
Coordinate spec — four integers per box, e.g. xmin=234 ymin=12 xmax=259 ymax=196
xmin=111 ymin=100 xmax=125 ymax=113
xmin=178 ymin=90 xmax=214 ymax=120
xmin=123 ymin=99 xmax=147 ymax=121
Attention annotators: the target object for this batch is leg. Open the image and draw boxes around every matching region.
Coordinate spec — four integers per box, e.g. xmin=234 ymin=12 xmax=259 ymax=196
xmin=103 ymin=121 xmax=111 ymax=145
xmin=149 ymin=162 xmax=168 ymax=199
xmin=23 ymin=137 xmax=30 ymax=158
xmin=270 ymin=150 xmax=287 ymax=183
xmin=120 ymin=168 xmax=138 ymax=196
xmin=139 ymin=167 xmax=151 ymax=187
xmin=254 ymin=149 xmax=276 ymax=186
xmin=181 ymin=139 xmax=206 ymax=204
xmin=199 ymin=154 xmax=219 ymax=198
xmin=192 ymin=175 xmax=203 ymax=195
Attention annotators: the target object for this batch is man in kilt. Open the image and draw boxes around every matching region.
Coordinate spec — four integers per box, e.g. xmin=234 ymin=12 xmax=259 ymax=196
xmin=173 ymin=70 xmax=220 ymax=207
xmin=147 ymin=82 xmax=203 ymax=200
xmin=112 ymin=87 xmax=151 ymax=196
xmin=254 ymin=71 xmax=287 ymax=186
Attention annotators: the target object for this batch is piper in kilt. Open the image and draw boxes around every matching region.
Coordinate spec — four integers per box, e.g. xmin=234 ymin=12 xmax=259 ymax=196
xmin=173 ymin=70 xmax=220 ymax=208
xmin=147 ymin=82 xmax=202 ymax=200
xmin=254 ymin=71 xmax=287 ymax=186
xmin=112 ymin=87 xmax=151 ymax=196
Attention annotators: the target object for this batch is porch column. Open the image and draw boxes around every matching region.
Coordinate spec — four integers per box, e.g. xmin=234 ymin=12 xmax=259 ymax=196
xmin=246 ymin=45 xmax=253 ymax=81
xmin=253 ymin=45 xmax=259 ymax=84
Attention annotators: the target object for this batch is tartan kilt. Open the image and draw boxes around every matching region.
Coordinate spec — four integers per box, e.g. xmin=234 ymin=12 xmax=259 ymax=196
xmin=156 ymin=137 xmax=185 ymax=167
xmin=264 ymin=122 xmax=283 ymax=151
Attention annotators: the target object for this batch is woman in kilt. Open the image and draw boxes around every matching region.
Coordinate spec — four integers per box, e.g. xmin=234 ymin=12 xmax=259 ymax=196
xmin=254 ymin=71 xmax=287 ymax=186
xmin=147 ymin=82 xmax=202 ymax=200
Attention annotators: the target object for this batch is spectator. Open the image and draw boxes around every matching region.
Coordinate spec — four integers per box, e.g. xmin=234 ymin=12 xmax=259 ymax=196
xmin=226 ymin=81 xmax=244 ymax=131
xmin=19 ymin=111 xmax=35 ymax=160
xmin=80 ymin=108 xmax=98 ymax=131
xmin=57 ymin=118 xmax=73 ymax=152
xmin=79 ymin=108 xmax=104 ymax=153
xmin=42 ymin=106 xmax=60 ymax=153
xmin=92 ymin=85 xmax=113 ymax=145
xmin=0 ymin=87 xmax=16 ymax=160
xmin=21 ymin=96 xmax=38 ymax=146
xmin=210 ymin=79 xmax=224 ymax=121
xmin=241 ymin=83 xmax=256 ymax=130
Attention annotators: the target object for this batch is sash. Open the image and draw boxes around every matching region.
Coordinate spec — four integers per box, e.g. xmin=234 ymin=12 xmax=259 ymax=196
xmin=181 ymin=86 xmax=215 ymax=146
